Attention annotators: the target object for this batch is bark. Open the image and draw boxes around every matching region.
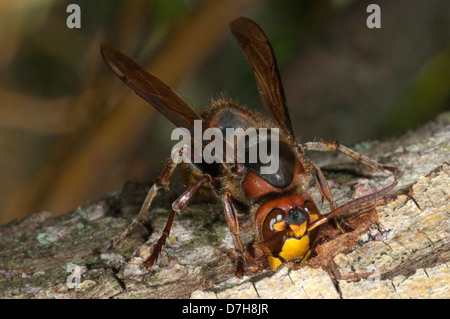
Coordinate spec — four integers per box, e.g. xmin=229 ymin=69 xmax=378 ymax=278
xmin=0 ymin=112 xmax=448 ymax=299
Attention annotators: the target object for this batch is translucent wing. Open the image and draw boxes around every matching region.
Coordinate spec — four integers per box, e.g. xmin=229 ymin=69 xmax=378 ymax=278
xmin=230 ymin=17 xmax=295 ymax=139
xmin=101 ymin=45 xmax=206 ymax=138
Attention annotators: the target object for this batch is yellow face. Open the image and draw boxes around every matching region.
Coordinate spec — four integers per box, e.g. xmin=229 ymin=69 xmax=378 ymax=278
xmin=266 ymin=234 xmax=310 ymax=270
xmin=265 ymin=216 xmax=318 ymax=270
xmin=254 ymin=194 xmax=320 ymax=270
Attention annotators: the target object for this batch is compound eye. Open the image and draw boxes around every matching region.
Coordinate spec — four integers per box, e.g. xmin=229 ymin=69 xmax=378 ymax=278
xmin=261 ymin=208 xmax=286 ymax=255
xmin=262 ymin=208 xmax=285 ymax=240
xmin=304 ymin=200 xmax=319 ymax=218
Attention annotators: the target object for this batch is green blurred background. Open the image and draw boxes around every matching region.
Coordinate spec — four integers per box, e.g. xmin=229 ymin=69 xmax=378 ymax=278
xmin=1 ymin=0 xmax=449 ymax=225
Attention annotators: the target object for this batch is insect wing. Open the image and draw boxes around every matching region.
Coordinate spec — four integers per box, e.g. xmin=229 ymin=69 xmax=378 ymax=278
xmin=101 ymin=45 xmax=206 ymax=138
xmin=230 ymin=17 xmax=295 ymax=139
xmin=101 ymin=45 xmax=235 ymax=169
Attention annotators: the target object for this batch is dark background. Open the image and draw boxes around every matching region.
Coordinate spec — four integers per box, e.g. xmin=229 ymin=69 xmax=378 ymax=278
xmin=1 ymin=0 xmax=449 ymax=224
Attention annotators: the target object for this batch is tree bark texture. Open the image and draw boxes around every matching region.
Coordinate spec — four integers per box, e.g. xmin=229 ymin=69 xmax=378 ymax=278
xmin=0 ymin=112 xmax=448 ymax=299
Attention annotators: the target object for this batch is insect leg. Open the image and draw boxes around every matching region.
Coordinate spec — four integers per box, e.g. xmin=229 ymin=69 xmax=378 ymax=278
xmin=144 ymin=174 xmax=213 ymax=268
xmin=100 ymin=159 xmax=177 ymax=251
xmin=311 ymin=161 xmax=357 ymax=231
xmin=303 ymin=141 xmax=399 ymax=177
xmin=304 ymin=141 xmax=398 ymax=232
xmin=307 ymin=181 xmax=397 ymax=231
xmin=222 ymin=191 xmax=245 ymax=277
xmin=310 ymin=162 xmax=336 ymax=210
xmin=222 ymin=191 xmax=246 ymax=277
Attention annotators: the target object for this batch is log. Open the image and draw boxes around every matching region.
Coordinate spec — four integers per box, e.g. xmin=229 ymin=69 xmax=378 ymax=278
xmin=0 ymin=112 xmax=448 ymax=299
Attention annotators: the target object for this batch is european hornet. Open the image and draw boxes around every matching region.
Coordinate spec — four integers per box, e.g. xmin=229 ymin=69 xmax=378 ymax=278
xmin=100 ymin=17 xmax=398 ymax=276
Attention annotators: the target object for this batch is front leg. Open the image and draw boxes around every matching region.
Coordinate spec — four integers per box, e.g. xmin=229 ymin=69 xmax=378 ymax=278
xmin=307 ymin=180 xmax=397 ymax=231
xmin=221 ymin=191 xmax=246 ymax=277
xmin=310 ymin=161 xmax=336 ymax=210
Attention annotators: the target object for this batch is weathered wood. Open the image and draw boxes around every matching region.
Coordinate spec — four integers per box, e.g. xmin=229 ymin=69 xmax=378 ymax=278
xmin=0 ymin=112 xmax=448 ymax=299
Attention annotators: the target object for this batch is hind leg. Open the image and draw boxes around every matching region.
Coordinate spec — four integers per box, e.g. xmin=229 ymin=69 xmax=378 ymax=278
xmin=100 ymin=159 xmax=177 ymax=251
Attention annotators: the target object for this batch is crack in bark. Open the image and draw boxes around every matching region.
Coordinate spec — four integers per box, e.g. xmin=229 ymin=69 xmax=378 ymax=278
xmin=380 ymin=244 xmax=449 ymax=281
xmin=325 ymin=261 xmax=343 ymax=299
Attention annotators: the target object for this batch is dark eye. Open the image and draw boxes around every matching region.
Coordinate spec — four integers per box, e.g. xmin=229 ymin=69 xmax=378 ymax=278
xmin=245 ymin=140 xmax=295 ymax=188
xmin=262 ymin=208 xmax=285 ymax=240
xmin=261 ymin=208 xmax=286 ymax=255
xmin=304 ymin=200 xmax=319 ymax=216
